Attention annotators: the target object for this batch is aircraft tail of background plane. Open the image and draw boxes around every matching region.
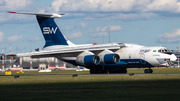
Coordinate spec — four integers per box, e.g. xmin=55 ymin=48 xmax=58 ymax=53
xmin=8 ymin=11 xmax=75 ymax=48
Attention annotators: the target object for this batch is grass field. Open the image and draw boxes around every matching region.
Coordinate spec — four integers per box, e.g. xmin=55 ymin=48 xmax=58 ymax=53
xmin=0 ymin=68 xmax=180 ymax=101
xmin=1 ymin=67 xmax=180 ymax=75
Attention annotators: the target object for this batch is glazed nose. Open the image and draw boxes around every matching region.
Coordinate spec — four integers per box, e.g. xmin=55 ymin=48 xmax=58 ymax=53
xmin=170 ymin=54 xmax=177 ymax=62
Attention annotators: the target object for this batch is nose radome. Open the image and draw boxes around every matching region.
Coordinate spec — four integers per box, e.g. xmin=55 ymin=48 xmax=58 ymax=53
xmin=170 ymin=54 xmax=177 ymax=62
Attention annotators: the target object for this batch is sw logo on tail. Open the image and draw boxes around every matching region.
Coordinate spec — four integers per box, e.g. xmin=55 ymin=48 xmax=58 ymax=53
xmin=43 ymin=27 xmax=57 ymax=34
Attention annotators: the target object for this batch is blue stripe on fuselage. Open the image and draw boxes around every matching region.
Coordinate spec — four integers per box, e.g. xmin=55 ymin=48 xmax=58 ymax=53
xmin=98 ymin=59 xmax=153 ymax=68
xmin=119 ymin=59 xmax=153 ymax=67
xmin=59 ymin=58 xmax=153 ymax=68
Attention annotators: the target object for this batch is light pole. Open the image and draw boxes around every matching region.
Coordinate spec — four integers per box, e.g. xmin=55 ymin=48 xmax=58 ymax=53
xmin=176 ymin=46 xmax=179 ymax=68
xmin=101 ymin=33 xmax=104 ymax=44
xmin=16 ymin=47 xmax=18 ymax=54
xmin=24 ymin=47 xmax=26 ymax=52
xmin=8 ymin=43 xmax=12 ymax=70
xmin=2 ymin=46 xmax=4 ymax=72
xmin=4 ymin=47 xmax=6 ymax=55
xmin=178 ymin=47 xmax=179 ymax=68
xmin=29 ymin=40 xmax=32 ymax=52
xmin=18 ymin=46 xmax=22 ymax=53
xmin=108 ymin=27 xmax=110 ymax=43
xmin=103 ymin=34 xmax=104 ymax=44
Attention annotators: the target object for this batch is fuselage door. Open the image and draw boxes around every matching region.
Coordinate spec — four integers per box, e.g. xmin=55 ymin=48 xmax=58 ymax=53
xmin=140 ymin=54 xmax=146 ymax=64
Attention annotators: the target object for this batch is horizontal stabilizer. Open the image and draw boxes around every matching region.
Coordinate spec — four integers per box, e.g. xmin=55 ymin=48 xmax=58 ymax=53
xmin=8 ymin=11 xmax=65 ymax=18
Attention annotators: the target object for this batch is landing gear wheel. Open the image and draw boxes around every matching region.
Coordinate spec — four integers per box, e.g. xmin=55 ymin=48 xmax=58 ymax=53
xmin=90 ymin=69 xmax=108 ymax=74
xmin=109 ymin=69 xmax=127 ymax=74
xmin=144 ymin=69 xmax=153 ymax=73
xmin=90 ymin=69 xmax=97 ymax=74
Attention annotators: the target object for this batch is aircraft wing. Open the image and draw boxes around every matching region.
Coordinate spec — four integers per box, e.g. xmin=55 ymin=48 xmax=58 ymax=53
xmin=17 ymin=43 xmax=125 ymax=58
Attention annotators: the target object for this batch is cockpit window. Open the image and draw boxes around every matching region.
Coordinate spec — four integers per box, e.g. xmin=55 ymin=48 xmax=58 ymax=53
xmin=164 ymin=49 xmax=169 ymax=52
xmin=158 ymin=48 xmax=172 ymax=55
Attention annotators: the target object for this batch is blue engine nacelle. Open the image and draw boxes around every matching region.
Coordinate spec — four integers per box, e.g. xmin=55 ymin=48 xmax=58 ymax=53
xmin=99 ymin=53 xmax=120 ymax=64
xmin=76 ymin=55 xmax=100 ymax=66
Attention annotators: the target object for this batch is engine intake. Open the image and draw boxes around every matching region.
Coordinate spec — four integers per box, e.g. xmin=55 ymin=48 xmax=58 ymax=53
xmin=76 ymin=51 xmax=100 ymax=66
xmin=100 ymin=53 xmax=120 ymax=64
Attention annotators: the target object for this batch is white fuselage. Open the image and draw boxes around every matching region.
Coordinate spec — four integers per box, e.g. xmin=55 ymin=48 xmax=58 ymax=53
xmin=41 ymin=43 xmax=177 ymax=68
xmin=115 ymin=43 xmax=176 ymax=67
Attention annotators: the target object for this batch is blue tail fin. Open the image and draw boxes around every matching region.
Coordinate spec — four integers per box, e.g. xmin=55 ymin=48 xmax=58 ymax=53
xmin=36 ymin=16 xmax=68 ymax=48
xmin=8 ymin=11 xmax=74 ymax=47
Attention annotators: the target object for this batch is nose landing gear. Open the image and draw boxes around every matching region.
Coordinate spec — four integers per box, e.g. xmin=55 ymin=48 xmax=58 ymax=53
xmin=167 ymin=59 xmax=174 ymax=66
xmin=144 ymin=69 xmax=153 ymax=73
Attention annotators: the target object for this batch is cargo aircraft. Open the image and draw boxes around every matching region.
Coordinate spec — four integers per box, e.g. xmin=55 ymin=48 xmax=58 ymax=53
xmin=9 ymin=11 xmax=177 ymax=74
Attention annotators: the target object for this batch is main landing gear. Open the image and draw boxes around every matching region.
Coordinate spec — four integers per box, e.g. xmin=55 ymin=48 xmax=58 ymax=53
xmin=90 ymin=68 xmax=127 ymax=74
xmin=108 ymin=69 xmax=127 ymax=74
xmin=90 ymin=69 xmax=108 ymax=74
xmin=144 ymin=68 xmax=153 ymax=73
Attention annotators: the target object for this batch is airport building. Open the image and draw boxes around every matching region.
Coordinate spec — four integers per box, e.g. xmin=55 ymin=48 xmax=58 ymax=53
xmin=0 ymin=54 xmax=77 ymax=71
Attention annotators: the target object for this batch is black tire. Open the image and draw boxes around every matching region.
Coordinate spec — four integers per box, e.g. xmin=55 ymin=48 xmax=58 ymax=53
xmin=109 ymin=69 xmax=127 ymax=74
xmin=90 ymin=69 xmax=97 ymax=74
xmin=150 ymin=69 xmax=153 ymax=73
xmin=144 ymin=69 xmax=153 ymax=73
xmin=90 ymin=69 xmax=108 ymax=74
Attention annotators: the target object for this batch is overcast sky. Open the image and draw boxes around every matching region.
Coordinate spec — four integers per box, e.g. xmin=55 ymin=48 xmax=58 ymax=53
xmin=1 ymin=0 xmax=180 ymax=54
